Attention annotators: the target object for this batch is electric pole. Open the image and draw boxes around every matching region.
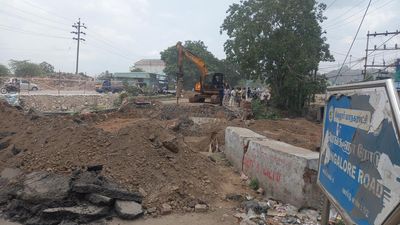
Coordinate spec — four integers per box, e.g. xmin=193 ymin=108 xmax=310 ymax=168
xmin=71 ymin=18 xmax=87 ymax=75
xmin=363 ymin=30 xmax=400 ymax=79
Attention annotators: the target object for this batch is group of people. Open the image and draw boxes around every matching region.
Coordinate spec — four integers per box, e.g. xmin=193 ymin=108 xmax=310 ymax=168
xmin=222 ymin=86 xmax=271 ymax=107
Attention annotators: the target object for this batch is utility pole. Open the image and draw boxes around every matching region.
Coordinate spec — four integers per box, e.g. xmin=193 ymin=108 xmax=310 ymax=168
xmin=364 ymin=30 xmax=400 ymax=79
xmin=71 ymin=18 xmax=87 ymax=75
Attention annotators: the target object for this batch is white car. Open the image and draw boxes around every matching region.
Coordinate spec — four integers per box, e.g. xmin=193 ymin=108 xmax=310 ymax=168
xmin=6 ymin=78 xmax=39 ymax=91
xmin=19 ymin=79 xmax=39 ymax=91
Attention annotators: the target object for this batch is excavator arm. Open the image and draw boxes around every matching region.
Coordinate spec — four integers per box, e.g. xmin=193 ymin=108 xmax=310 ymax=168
xmin=176 ymin=41 xmax=208 ymax=92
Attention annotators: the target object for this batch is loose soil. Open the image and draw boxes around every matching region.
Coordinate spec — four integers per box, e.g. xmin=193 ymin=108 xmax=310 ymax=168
xmin=0 ymin=100 xmax=322 ymax=216
xmin=246 ymin=118 xmax=322 ymax=151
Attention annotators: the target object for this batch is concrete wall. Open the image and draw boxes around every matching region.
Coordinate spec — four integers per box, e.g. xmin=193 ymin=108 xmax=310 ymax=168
xmin=224 ymin=127 xmax=266 ymax=172
xmin=225 ymin=127 xmax=321 ymax=209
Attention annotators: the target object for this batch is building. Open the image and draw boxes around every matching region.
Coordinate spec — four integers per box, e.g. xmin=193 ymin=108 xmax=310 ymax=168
xmin=134 ymin=59 xmax=165 ymax=75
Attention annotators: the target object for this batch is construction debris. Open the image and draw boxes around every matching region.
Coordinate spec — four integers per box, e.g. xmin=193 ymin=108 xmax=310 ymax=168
xmin=0 ymin=98 xmax=325 ymax=224
xmin=0 ymin=169 xmax=143 ymax=224
xmin=234 ymin=197 xmax=320 ymax=225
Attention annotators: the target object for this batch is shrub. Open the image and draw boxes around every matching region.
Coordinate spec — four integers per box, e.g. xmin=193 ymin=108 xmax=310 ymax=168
xmin=249 ymin=178 xmax=259 ymax=190
xmin=251 ymin=99 xmax=281 ymax=120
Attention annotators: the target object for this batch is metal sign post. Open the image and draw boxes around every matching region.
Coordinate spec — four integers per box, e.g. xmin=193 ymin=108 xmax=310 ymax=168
xmin=318 ymin=79 xmax=400 ymax=225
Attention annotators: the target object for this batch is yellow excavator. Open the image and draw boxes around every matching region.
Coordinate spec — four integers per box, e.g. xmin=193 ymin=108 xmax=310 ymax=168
xmin=176 ymin=41 xmax=224 ymax=103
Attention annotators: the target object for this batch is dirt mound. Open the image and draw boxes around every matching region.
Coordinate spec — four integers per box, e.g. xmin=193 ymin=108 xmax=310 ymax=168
xmin=0 ymin=101 xmax=224 ymax=212
xmin=246 ymin=118 xmax=322 ymax=151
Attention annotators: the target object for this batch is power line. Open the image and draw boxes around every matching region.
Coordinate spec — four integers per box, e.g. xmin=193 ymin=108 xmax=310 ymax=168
xmin=324 ymin=0 xmax=364 ymax=26
xmin=326 ymin=0 xmax=339 ymax=10
xmin=1 ymin=1 xmax=137 ymax=67
xmin=1 ymin=1 xmax=136 ymax=65
xmin=86 ymin=32 xmax=134 ymax=59
xmin=333 ymin=0 xmax=372 ymax=84
xmin=85 ymin=42 xmax=134 ymax=62
xmin=0 ymin=25 xmax=70 ymax=40
xmin=326 ymin=0 xmax=396 ymax=31
xmin=0 ymin=9 xmax=70 ymax=33
xmin=1 ymin=2 xmax=70 ymax=26
xmin=19 ymin=0 xmax=72 ymax=23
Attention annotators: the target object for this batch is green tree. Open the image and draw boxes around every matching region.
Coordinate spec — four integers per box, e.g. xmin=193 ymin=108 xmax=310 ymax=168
xmin=0 ymin=64 xmax=10 ymax=76
xmin=9 ymin=60 xmax=43 ymax=77
xmin=161 ymin=40 xmax=222 ymax=89
xmin=221 ymin=0 xmax=334 ymax=114
xmin=39 ymin=61 xmax=54 ymax=74
xmin=218 ymin=59 xmax=242 ymax=87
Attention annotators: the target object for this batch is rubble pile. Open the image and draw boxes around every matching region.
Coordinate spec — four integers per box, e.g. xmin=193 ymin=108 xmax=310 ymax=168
xmin=0 ymin=100 xmax=224 ymax=213
xmin=232 ymin=196 xmax=320 ymax=225
xmin=0 ymin=99 xmax=325 ymax=224
xmin=0 ymin=168 xmax=144 ymax=225
xmin=20 ymin=95 xmax=118 ymax=113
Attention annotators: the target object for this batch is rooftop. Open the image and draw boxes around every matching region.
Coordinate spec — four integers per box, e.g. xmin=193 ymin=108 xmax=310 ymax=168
xmin=135 ymin=59 xmax=165 ymax=66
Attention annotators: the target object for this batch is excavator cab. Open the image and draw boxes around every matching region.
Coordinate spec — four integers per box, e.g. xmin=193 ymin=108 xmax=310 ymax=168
xmin=202 ymin=73 xmax=224 ymax=94
xmin=190 ymin=73 xmax=224 ymax=103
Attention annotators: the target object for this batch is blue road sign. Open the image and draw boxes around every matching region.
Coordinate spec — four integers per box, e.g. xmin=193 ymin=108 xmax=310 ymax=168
xmin=318 ymin=80 xmax=400 ymax=225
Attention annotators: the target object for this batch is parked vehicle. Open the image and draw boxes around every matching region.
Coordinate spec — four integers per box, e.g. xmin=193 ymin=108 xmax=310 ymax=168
xmin=0 ymin=78 xmax=39 ymax=94
xmin=19 ymin=79 xmax=39 ymax=91
xmin=95 ymin=79 xmax=123 ymax=93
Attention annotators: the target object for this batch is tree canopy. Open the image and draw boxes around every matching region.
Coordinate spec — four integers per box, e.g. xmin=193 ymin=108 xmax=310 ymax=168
xmin=9 ymin=60 xmax=43 ymax=77
xmin=39 ymin=61 xmax=55 ymax=74
xmin=221 ymin=0 xmax=334 ymax=113
xmin=0 ymin=64 xmax=9 ymax=77
xmin=161 ymin=40 xmax=242 ymax=89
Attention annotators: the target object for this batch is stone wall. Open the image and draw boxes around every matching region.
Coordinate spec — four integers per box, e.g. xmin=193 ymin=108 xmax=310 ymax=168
xmin=20 ymin=94 xmax=118 ymax=112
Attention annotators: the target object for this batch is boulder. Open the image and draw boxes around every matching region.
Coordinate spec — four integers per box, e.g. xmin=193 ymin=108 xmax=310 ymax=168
xmin=162 ymin=138 xmax=179 ymax=153
xmin=0 ymin=131 xmax=15 ymax=139
xmin=194 ymin=204 xmax=207 ymax=213
xmin=21 ymin=172 xmax=70 ymax=203
xmin=87 ymin=194 xmax=113 ymax=206
xmin=71 ymin=171 xmax=143 ymax=203
xmin=10 ymin=144 xmax=22 ymax=155
xmin=42 ymin=205 xmax=110 ymax=223
xmin=1 ymin=168 xmax=22 ymax=180
xmin=0 ymin=139 xmax=10 ymax=151
xmin=160 ymin=203 xmax=172 ymax=215
xmin=114 ymin=200 xmax=143 ymax=220
xmin=72 ymin=183 xmax=142 ymax=203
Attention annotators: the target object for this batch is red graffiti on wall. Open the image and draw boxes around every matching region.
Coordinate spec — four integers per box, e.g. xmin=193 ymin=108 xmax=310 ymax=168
xmin=243 ymin=155 xmax=282 ymax=183
xmin=243 ymin=157 xmax=254 ymax=170
xmin=263 ymin=168 xmax=281 ymax=183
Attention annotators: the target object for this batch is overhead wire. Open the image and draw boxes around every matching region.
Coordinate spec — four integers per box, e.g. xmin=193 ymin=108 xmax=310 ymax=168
xmin=0 ymin=25 xmax=70 ymax=40
xmin=1 ymin=2 xmax=70 ymax=26
xmin=0 ymin=9 xmax=70 ymax=33
xmin=326 ymin=0 xmax=396 ymax=30
xmin=323 ymin=0 xmax=365 ymax=26
xmin=19 ymin=0 xmax=72 ymax=23
xmin=326 ymin=0 xmax=339 ymax=10
xmin=0 ymin=1 xmax=136 ymax=64
xmin=333 ymin=0 xmax=373 ymax=84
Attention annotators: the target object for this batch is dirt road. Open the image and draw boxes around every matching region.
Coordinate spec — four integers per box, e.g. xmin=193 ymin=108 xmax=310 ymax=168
xmin=1 ymin=209 xmax=237 ymax=225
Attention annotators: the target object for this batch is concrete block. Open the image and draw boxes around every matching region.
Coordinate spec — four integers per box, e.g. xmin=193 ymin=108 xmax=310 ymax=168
xmin=244 ymin=139 xmax=320 ymax=208
xmin=224 ymin=127 xmax=266 ymax=171
xmin=224 ymin=127 xmax=321 ymax=209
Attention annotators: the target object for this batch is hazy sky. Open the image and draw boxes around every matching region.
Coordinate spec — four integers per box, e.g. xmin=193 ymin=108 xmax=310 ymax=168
xmin=0 ymin=0 xmax=399 ymax=75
